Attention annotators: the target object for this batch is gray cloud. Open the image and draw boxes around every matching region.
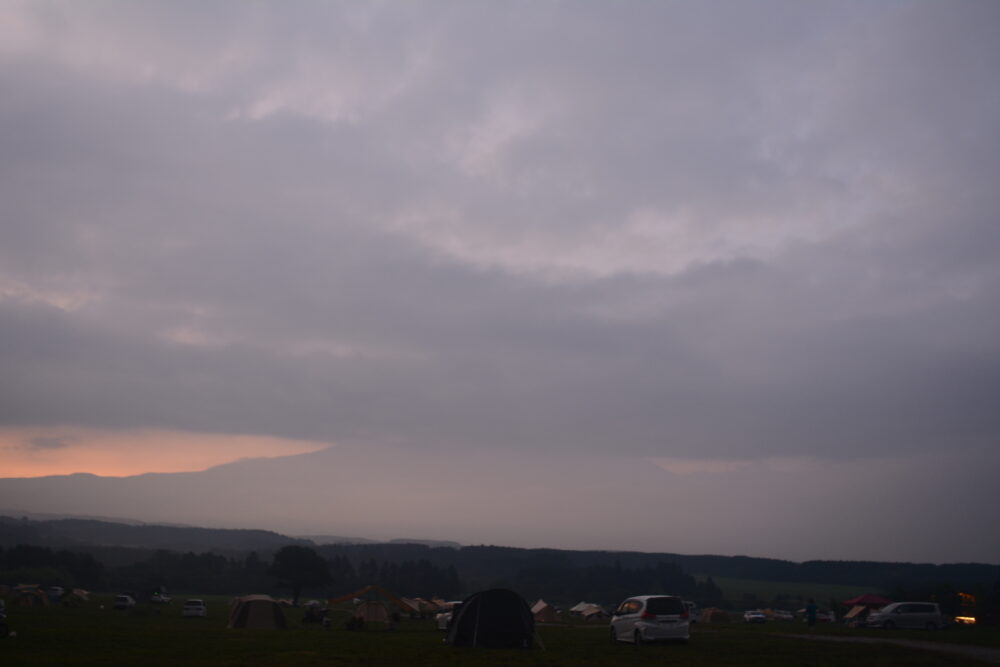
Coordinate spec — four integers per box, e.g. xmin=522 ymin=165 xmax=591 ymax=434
xmin=25 ymin=436 xmax=74 ymax=451
xmin=2 ymin=0 xmax=999 ymax=466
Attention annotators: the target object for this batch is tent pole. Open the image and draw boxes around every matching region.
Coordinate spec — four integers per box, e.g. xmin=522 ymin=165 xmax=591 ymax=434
xmin=473 ymin=598 xmax=481 ymax=647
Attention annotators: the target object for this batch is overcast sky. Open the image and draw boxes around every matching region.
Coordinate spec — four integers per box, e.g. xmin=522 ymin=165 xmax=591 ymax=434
xmin=1 ymin=1 xmax=998 ymax=563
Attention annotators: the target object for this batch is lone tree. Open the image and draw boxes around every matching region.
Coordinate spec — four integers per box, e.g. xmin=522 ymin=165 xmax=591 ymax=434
xmin=268 ymin=545 xmax=331 ymax=606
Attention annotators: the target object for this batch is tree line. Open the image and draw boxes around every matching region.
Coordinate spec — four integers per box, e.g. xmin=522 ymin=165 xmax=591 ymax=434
xmin=4 ymin=516 xmax=999 ymax=621
xmin=4 ymin=541 xmax=1000 ymax=624
xmin=5 ymin=515 xmax=997 ymax=592
xmin=0 ymin=544 xmax=104 ymax=589
xmin=1 ymin=542 xmax=716 ymax=607
xmin=0 ymin=543 xmax=463 ymax=604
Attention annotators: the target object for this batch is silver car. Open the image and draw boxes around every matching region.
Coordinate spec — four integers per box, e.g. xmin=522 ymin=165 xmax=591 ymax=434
xmin=113 ymin=595 xmax=136 ymax=610
xmin=182 ymin=599 xmax=208 ymax=617
xmin=435 ymin=601 xmax=463 ymax=631
xmin=611 ymin=595 xmax=690 ymax=644
xmin=866 ymin=602 xmax=945 ymax=630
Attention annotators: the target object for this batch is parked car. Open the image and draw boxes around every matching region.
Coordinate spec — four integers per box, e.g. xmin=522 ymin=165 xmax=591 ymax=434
xmin=743 ymin=609 xmax=767 ymax=623
xmin=182 ymin=599 xmax=208 ymax=617
xmin=113 ymin=595 xmax=136 ymax=610
xmin=151 ymin=593 xmax=172 ymax=604
xmin=435 ymin=601 xmax=463 ymax=631
xmin=797 ymin=607 xmax=836 ymax=623
xmin=683 ymin=600 xmax=699 ymax=623
xmin=865 ymin=602 xmax=945 ymax=630
xmin=772 ymin=609 xmax=795 ymax=622
xmin=611 ymin=595 xmax=690 ymax=644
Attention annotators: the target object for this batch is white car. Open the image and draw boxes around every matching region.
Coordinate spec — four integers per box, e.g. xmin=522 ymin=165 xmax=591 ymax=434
xmin=182 ymin=599 xmax=208 ymax=617
xmin=866 ymin=602 xmax=944 ymax=630
xmin=772 ymin=609 xmax=795 ymax=622
xmin=743 ymin=609 xmax=767 ymax=623
xmin=113 ymin=595 xmax=136 ymax=610
xmin=435 ymin=601 xmax=463 ymax=631
xmin=611 ymin=595 xmax=690 ymax=644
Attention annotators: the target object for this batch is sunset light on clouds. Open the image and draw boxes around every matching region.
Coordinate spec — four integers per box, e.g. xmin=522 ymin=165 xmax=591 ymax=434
xmin=0 ymin=428 xmax=329 ymax=478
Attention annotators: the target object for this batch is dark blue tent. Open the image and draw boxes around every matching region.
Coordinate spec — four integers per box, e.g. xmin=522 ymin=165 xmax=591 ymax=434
xmin=445 ymin=588 xmax=534 ymax=649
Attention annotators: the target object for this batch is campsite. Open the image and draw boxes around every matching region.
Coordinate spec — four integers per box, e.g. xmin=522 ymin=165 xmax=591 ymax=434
xmin=2 ymin=524 xmax=999 ymax=663
xmin=2 ymin=591 xmax=998 ymax=666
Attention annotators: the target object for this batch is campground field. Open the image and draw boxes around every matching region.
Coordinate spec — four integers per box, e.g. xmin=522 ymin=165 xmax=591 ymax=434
xmin=2 ymin=594 xmax=998 ymax=666
xmin=696 ymin=575 xmax=870 ymax=605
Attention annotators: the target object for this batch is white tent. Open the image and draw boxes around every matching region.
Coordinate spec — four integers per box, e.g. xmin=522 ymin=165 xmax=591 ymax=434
xmin=569 ymin=601 xmax=591 ymax=614
xmin=580 ymin=604 xmax=608 ymax=621
xmin=402 ymin=597 xmax=438 ymax=615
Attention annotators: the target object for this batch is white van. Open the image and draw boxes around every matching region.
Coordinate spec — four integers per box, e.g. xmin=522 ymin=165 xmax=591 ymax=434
xmin=865 ymin=602 xmax=945 ymax=630
xmin=611 ymin=595 xmax=690 ymax=644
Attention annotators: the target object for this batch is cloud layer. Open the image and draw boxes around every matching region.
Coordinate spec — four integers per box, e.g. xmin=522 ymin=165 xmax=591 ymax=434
xmin=1 ymin=2 xmax=998 ymax=558
xmin=2 ymin=443 xmax=996 ymax=563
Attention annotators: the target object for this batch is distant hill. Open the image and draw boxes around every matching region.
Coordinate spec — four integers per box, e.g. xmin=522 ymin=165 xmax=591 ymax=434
xmin=0 ymin=515 xmax=463 ymax=553
xmin=296 ymin=534 xmax=378 ymax=546
xmin=389 ymin=538 xmax=461 ymax=549
xmin=0 ymin=516 xmax=459 ymax=556
xmin=0 ymin=508 xmax=188 ymax=526
xmin=297 ymin=535 xmax=461 ymax=548
xmin=0 ymin=515 xmax=310 ymax=554
xmin=3 ymin=515 xmax=994 ymax=594
xmin=0 ymin=516 xmax=1000 ymax=604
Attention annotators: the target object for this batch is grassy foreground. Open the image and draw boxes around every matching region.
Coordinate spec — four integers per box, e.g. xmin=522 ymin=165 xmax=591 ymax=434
xmin=1 ymin=594 xmax=996 ymax=666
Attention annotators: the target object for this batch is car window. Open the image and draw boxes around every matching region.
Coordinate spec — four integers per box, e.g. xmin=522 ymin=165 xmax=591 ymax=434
xmin=645 ymin=597 xmax=684 ymax=615
xmin=619 ymin=600 xmax=642 ymax=614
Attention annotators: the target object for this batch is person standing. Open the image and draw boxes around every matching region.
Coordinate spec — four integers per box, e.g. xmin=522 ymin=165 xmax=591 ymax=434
xmin=806 ymin=598 xmax=818 ymax=627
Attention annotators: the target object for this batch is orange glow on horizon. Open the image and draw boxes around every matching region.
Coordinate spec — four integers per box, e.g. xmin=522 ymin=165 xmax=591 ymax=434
xmin=0 ymin=427 xmax=332 ymax=478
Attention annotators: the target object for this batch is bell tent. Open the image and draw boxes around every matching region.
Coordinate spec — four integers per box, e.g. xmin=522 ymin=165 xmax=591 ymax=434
xmin=354 ymin=600 xmax=390 ymax=623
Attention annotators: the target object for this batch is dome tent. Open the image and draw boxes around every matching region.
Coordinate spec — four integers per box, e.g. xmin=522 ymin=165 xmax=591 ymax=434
xmin=227 ymin=595 xmax=287 ymax=629
xmin=445 ymin=588 xmax=534 ymax=649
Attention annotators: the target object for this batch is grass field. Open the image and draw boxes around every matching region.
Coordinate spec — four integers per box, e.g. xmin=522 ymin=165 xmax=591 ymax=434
xmin=1 ymin=594 xmax=997 ymax=665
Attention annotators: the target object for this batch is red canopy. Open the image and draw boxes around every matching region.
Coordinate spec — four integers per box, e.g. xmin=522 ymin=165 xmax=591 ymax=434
xmin=842 ymin=594 xmax=892 ymax=607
